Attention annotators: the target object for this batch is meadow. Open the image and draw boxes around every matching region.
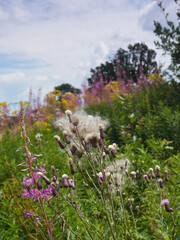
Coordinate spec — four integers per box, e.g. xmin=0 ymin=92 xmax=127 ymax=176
xmin=0 ymin=73 xmax=180 ymax=239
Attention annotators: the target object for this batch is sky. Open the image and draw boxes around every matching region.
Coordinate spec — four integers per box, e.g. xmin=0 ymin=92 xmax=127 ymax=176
xmin=0 ymin=0 xmax=178 ymax=109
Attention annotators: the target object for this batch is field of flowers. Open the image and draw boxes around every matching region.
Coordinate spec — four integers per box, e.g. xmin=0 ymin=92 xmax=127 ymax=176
xmin=0 ymin=72 xmax=180 ymax=239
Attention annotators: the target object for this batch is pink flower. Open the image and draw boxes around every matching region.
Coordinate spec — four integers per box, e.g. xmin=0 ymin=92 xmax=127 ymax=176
xmin=23 ymin=177 xmax=33 ymax=187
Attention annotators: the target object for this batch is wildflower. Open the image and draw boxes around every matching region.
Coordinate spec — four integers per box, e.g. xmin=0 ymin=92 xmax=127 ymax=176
xmin=65 ymin=110 xmax=72 ymax=123
xmin=161 ymin=199 xmax=173 ymax=212
xmin=39 ymin=167 xmax=46 ymax=174
xmin=108 ymin=145 xmax=116 ymax=158
xmin=69 ymin=158 xmax=76 ymax=175
xmin=23 ymin=177 xmax=34 ymax=187
xmin=143 ymin=174 xmax=150 ymax=183
xmin=28 ymin=189 xmax=39 ymax=201
xmin=155 ymin=165 xmax=160 ymax=178
xmin=54 ymin=135 xmax=65 ymax=149
xmin=164 ymin=170 xmax=168 ymax=181
xmin=125 ymin=169 xmax=129 ymax=177
xmin=62 ymin=174 xmax=69 ymax=188
xmin=37 ymin=172 xmax=51 ymax=185
xmin=51 ymin=166 xmax=57 ymax=182
xmin=59 ymin=178 xmax=63 ymax=188
xmin=146 ymin=172 xmax=151 ymax=179
xmin=158 ymin=178 xmax=163 ymax=188
xmin=35 ymin=133 xmax=43 ymax=142
xmin=136 ymin=206 xmax=140 ymax=211
xmin=128 ymin=198 xmax=134 ymax=206
xmin=24 ymin=211 xmax=32 ymax=218
xmin=98 ymin=124 xmax=105 ymax=139
xmin=67 ymin=178 xmax=75 ymax=189
xmin=22 ymin=189 xmax=29 ymax=197
xmin=149 ymin=168 xmax=155 ymax=178
xmin=63 ymin=130 xmax=71 ymax=144
xmin=40 ymin=186 xmax=53 ymax=199
xmin=130 ymin=171 xmax=136 ymax=179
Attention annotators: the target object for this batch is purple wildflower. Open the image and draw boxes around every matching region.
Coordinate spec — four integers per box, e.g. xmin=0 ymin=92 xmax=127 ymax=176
xmin=161 ymin=199 xmax=173 ymax=212
xmin=39 ymin=167 xmax=46 ymax=174
xmin=24 ymin=211 xmax=31 ymax=218
xmin=28 ymin=189 xmax=39 ymax=201
xmin=158 ymin=178 xmax=163 ymax=188
xmin=22 ymin=189 xmax=28 ymax=197
xmin=143 ymin=174 xmax=150 ymax=183
xmin=161 ymin=199 xmax=169 ymax=206
xmin=40 ymin=186 xmax=53 ymax=199
xmin=23 ymin=177 xmax=33 ymax=187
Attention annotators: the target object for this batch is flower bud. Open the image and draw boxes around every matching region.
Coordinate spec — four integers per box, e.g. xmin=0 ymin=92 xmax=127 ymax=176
xmin=158 ymin=178 xmax=163 ymax=188
xmin=63 ymin=131 xmax=71 ymax=144
xmin=65 ymin=110 xmax=72 ymax=123
xmin=155 ymin=165 xmax=160 ymax=178
xmin=51 ymin=166 xmax=57 ymax=182
xmin=59 ymin=178 xmax=63 ymax=188
xmin=54 ymin=135 xmax=65 ymax=149
xmin=161 ymin=199 xmax=173 ymax=212
xmin=62 ymin=174 xmax=69 ymax=188
xmin=149 ymin=168 xmax=155 ymax=178
xmin=143 ymin=174 xmax=150 ymax=183
xmin=69 ymin=158 xmax=76 ymax=175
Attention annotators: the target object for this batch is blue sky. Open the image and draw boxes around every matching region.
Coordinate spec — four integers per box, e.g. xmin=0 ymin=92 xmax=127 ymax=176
xmin=0 ymin=0 xmax=178 ymax=108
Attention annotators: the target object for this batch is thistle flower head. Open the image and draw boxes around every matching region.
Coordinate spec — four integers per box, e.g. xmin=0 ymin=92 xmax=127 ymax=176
xmin=65 ymin=110 xmax=72 ymax=116
xmin=161 ymin=199 xmax=169 ymax=206
xmin=155 ymin=165 xmax=160 ymax=170
xmin=62 ymin=174 xmax=68 ymax=178
xmin=54 ymin=135 xmax=60 ymax=141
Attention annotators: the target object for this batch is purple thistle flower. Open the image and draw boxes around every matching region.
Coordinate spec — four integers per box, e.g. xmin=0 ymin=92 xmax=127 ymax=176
xmin=158 ymin=178 xmax=163 ymax=188
xmin=149 ymin=168 xmax=155 ymax=178
xmin=161 ymin=199 xmax=173 ymax=212
xmin=161 ymin=199 xmax=169 ymax=206
xmin=143 ymin=174 xmax=150 ymax=183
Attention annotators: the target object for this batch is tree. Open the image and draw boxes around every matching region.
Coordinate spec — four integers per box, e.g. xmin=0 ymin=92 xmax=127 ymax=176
xmin=154 ymin=0 xmax=180 ymax=77
xmin=55 ymin=83 xmax=80 ymax=94
xmin=87 ymin=42 xmax=158 ymax=86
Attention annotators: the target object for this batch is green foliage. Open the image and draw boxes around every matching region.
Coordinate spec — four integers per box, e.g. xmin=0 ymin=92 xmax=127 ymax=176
xmin=86 ymin=80 xmax=180 ymax=153
xmin=55 ymin=83 xmax=80 ymax=94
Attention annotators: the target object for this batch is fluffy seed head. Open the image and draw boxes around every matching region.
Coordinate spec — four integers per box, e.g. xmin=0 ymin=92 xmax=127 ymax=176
xmin=62 ymin=174 xmax=68 ymax=178
xmin=65 ymin=110 xmax=72 ymax=116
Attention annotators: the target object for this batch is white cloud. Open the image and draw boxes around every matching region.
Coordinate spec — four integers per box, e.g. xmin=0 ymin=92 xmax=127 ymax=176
xmin=0 ymin=72 xmax=25 ymax=83
xmin=0 ymin=0 xmax=177 ymax=104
